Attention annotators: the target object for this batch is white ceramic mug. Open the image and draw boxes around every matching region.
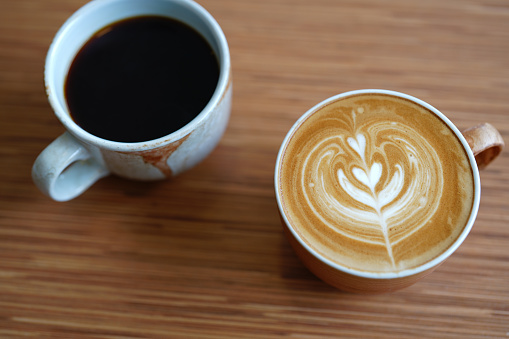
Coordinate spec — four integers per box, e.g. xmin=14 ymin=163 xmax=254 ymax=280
xmin=32 ymin=0 xmax=232 ymax=201
xmin=275 ymin=89 xmax=504 ymax=293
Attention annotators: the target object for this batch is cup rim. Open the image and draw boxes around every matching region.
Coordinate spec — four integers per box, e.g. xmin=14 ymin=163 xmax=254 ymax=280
xmin=274 ymin=89 xmax=481 ymax=279
xmin=44 ymin=0 xmax=230 ymax=152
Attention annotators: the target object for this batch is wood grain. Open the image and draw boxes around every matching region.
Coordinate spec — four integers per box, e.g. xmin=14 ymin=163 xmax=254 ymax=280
xmin=1 ymin=0 xmax=508 ymax=337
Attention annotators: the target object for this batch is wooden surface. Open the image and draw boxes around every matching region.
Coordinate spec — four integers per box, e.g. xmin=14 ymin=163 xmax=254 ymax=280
xmin=1 ymin=0 xmax=508 ymax=337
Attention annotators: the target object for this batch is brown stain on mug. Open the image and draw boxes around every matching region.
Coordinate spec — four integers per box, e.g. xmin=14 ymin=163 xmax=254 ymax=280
xmin=131 ymin=134 xmax=190 ymax=178
xmin=130 ymin=72 xmax=230 ymax=178
xmin=219 ymin=72 xmax=232 ymax=103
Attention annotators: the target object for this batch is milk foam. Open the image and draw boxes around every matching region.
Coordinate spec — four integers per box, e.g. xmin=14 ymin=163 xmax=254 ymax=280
xmin=280 ymin=94 xmax=473 ymax=273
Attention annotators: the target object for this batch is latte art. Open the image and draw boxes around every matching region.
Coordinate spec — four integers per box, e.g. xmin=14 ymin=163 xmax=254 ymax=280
xmin=279 ymin=94 xmax=474 ymax=273
xmin=304 ymin=111 xmax=444 ymax=269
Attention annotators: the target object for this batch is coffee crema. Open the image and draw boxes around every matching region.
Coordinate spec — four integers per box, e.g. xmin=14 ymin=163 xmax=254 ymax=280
xmin=278 ymin=93 xmax=474 ymax=273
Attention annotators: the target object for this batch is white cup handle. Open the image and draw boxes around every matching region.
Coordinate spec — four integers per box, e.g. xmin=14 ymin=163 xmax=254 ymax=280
xmin=32 ymin=132 xmax=110 ymax=201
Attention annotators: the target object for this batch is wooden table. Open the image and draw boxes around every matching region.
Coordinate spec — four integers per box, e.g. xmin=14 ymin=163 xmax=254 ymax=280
xmin=1 ymin=0 xmax=508 ymax=337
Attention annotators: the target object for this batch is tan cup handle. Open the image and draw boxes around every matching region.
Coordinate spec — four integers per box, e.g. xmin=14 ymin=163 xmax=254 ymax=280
xmin=462 ymin=123 xmax=504 ymax=170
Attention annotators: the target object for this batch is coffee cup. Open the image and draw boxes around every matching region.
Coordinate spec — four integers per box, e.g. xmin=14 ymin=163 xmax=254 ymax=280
xmin=275 ymin=89 xmax=504 ymax=293
xmin=32 ymin=0 xmax=231 ymax=201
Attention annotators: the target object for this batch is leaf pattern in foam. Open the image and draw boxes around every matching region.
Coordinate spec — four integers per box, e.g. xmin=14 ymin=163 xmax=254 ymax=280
xmin=338 ymin=134 xmax=401 ymax=266
xmin=300 ymin=109 xmax=445 ymax=270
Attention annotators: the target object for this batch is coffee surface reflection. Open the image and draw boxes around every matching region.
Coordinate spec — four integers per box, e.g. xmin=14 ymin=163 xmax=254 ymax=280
xmin=278 ymin=94 xmax=474 ymax=273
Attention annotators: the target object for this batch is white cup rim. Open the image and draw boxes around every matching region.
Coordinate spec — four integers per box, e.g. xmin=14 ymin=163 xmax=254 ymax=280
xmin=44 ymin=0 xmax=230 ymax=152
xmin=274 ymin=89 xmax=481 ymax=279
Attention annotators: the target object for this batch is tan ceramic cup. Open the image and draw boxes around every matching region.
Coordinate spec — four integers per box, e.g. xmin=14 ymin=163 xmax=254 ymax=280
xmin=275 ymin=89 xmax=504 ymax=293
xmin=32 ymin=0 xmax=231 ymax=201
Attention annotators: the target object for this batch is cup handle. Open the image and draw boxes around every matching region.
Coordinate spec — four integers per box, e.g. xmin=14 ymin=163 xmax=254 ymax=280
xmin=32 ymin=132 xmax=110 ymax=201
xmin=462 ymin=123 xmax=504 ymax=170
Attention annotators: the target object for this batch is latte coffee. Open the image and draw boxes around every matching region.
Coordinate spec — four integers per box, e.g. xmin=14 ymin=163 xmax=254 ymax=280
xmin=277 ymin=92 xmax=475 ymax=273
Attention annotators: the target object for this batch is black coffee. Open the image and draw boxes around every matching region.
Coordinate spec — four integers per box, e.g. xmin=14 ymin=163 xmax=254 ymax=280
xmin=65 ymin=16 xmax=220 ymax=143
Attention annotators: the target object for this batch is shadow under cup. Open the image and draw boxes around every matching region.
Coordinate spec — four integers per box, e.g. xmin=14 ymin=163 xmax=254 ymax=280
xmin=274 ymin=90 xmax=481 ymax=294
